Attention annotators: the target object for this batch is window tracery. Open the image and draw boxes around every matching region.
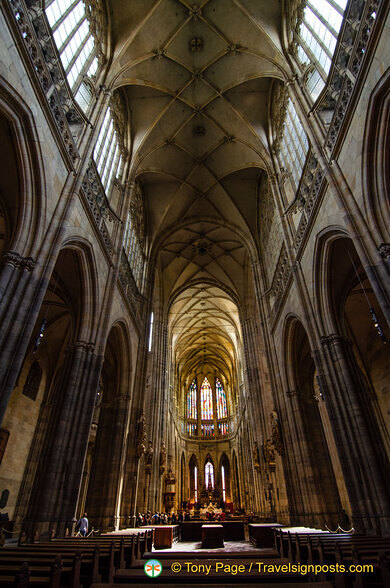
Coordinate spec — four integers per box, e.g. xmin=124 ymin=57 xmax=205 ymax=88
xmin=216 ymin=377 xmax=227 ymax=419
xmin=205 ymin=460 xmax=214 ymax=488
xmin=123 ymin=181 xmax=146 ymax=292
xmin=272 ymin=83 xmax=309 ymax=192
xmin=45 ymin=0 xmax=104 ymax=111
xmin=201 ymin=423 xmax=214 ymax=437
xmin=200 ymin=377 xmax=213 ymax=420
xmin=93 ymin=96 xmax=126 ymax=196
xmin=187 ymin=379 xmax=197 ymax=419
xmin=185 ymin=375 xmax=229 ymax=438
xmin=292 ymin=0 xmax=348 ymax=101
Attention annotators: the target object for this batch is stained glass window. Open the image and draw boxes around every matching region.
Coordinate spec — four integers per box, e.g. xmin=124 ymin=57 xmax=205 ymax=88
xmin=205 ymin=461 xmax=214 ymax=488
xmin=216 ymin=377 xmax=228 ymax=419
xmin=201 ymin=424 xmax=214 ymax=436
xmin=221 ymin=465 xmax=226 ymax=502
xmin=200 ymin=377 xmax=213 ymax=420
xmin=187 ymin=423 xmax=197 ymax=435
xmin=194 ymin=466 xmax=198 ymax=502
xmin=187 ymin=379 xmax=197 ymax=419
xmin=218 ymin=422 xmax=228 ymax=435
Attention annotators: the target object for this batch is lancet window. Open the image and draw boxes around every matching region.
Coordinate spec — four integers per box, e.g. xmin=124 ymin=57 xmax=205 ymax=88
xmin=221 ymin=465 xmax=226 ymax=502
xmin=216 ymin=377 xmax=227 ymax=419
xmin=194 ymin=466 xmax=198 ymax=502
xmin=205 ymin=460 xmax=214 ymax=488
xmin=187 ymin=379 xmax=197 ymax=419
xmin=200 ymin=377 xmax=213 ymax=420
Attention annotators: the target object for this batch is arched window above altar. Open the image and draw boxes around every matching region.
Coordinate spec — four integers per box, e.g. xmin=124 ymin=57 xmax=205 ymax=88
xmin=187 ymin=378 xmax=197 ymax=419
xmin=221 ymin=465 xmax=226 ymax=502
xmin=216 ymin=377 xmax=227 ymax=419
xmin=200 ymin=377 xmax=213 ymax=420
xmin=185 ymin=374 xmax=230 ymax=438
xmin=205 ymin=460 xmax=214 ymax=489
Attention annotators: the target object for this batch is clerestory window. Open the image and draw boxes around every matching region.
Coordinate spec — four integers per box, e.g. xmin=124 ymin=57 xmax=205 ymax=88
xmin=200 ymin=377 xmax=213 ymax=420
xmin=273 ymin=90 xmax=310 ymax=193
xmin=294 ymin=0 xmax=348 ymax=101
xmin=216 ymin=377 xmax=227 ymax=419
xmin=93 ymin=107 xmax=124 ymax=195
xmin=186 ymin=376 xmax=229 ymax=437
xmin=45 ymin=0 xmax=100 ymax=111
xmin=187 ymin=379 xmax=197 ymax=419
xmin=122 ymin=182 xmax=146 ymax=291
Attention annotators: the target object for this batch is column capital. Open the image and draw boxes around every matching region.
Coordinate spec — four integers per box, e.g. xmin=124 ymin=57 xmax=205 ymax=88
xmin=100 ymin=85 xmax=112 ymax=98
xmin=378 ymin=243 xmax=390 ymax=261
xmin=320 ymin=333 xmax=351 ymax=348
xmin=2 ymin=251 xmax=36 ymax=271
xmin=70 ymin=340 xmax=95 ymax=353
xmin=286 ymin=75 xmax=298 ymax=88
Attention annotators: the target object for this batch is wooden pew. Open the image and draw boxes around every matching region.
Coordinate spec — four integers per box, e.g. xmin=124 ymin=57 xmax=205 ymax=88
xmin=274 ymin=528 xmax=390 ymax=588
xmin=0 ymin=530 xmax=145 ymax=585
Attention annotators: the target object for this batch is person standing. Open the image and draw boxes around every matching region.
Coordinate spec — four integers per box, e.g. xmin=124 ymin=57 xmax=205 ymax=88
xmin=76 ymin=513 xmax=88 ymax=537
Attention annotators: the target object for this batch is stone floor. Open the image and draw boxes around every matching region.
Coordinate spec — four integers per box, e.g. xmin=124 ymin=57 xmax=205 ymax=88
xmin=151 ymin=539 xmax=272 ymax=557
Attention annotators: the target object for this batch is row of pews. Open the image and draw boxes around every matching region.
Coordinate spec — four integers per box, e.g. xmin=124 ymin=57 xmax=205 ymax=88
xmin=0 ymin=530 xmax=153 ymax=586
xmin=274 ymin=528 xmax=390 ymax=587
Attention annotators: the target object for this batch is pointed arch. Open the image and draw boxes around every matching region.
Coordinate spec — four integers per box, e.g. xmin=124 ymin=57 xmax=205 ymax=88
xmin=59 ymin=239 xmax=100 ymax=341
xmin=204 ymin=454 xmax=215 ymax=489
xmin=0 ymin=77 xmax=45 ymax=257
xmin=362 ymin=68 xmax=390 ymax=242
xmin=220 ymin=453 xmax=231 ymax=504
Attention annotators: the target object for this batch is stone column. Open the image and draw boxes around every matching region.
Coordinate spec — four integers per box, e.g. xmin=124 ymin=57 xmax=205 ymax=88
xmin=0 ymin=252 xmax=36 ymax=422
xmin=85 ymin=393 xmax=130 ymax=530
xmin=284 ymin=389 xmax=322 ymax=525
xmin=24 ymin=341 xmax=103 ymax=536
xmin=145 ymin=316 xmax=168 ymax=512
xmin=241 ymin=314 xmax=271 ymax=517
xmin=144 ymin=442 xmax=153 ymax=513
xmin=320 ymin=333 xmax=390 ymax=534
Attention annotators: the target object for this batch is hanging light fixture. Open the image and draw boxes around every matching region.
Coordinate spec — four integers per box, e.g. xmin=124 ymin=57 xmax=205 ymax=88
xmin=347 ymin=249 xmax=387 ymax=344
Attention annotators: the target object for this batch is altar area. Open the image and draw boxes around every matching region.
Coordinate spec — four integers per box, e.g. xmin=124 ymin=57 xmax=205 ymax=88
xmin=199 ymin=504 xmax=223 ymax=518
xmin=180 ymin=520 xmax=245 ymax=541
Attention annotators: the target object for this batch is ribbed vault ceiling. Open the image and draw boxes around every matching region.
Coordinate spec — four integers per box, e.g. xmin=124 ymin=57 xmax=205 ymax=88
xmin=106 ymin=0 xmax=287 ymax=387
xmin=170 ymin=282 xmax=241 ymax=397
